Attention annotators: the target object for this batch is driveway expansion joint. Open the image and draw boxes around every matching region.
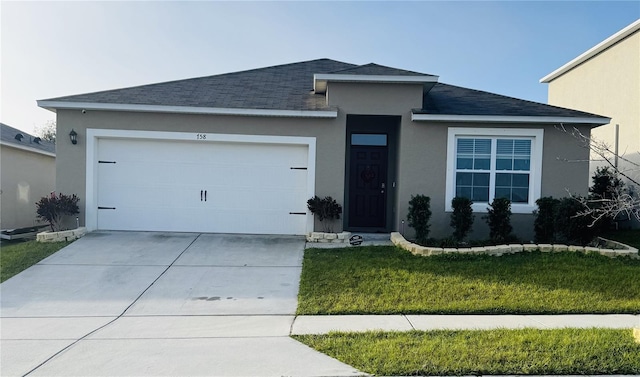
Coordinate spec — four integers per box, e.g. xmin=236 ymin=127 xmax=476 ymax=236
xmin=20 ymin=233 xmax=204 ymax=376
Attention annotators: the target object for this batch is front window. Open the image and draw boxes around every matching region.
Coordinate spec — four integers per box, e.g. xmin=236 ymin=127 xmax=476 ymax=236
xmin=446 ymin=128 xmax=543 ymax=213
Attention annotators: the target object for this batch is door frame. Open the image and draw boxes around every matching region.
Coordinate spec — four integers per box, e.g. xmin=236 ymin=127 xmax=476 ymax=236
xmin=344 ymin=115 xmax=399 ymax=233
xmin=85 ymin=128 xmax=316 ymax=233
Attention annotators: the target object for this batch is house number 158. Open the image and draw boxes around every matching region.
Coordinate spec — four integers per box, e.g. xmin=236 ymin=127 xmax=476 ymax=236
xmin=196 ymin=133 xmax=207 ymax=140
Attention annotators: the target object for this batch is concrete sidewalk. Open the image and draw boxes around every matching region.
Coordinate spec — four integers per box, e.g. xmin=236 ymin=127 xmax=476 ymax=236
xmin=291 ymin=314 xmax=640 ymax=334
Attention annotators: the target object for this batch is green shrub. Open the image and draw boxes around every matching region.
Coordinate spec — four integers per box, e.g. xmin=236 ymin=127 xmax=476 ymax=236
xmin=590 ymin=166 xmax=624 ymax=200
xmin=407 ymin=195 xmax=432 ymax=245
xmin=589 ymin=166 xmax=625 ymax=230
xmin=555 ymin=196 xmax=595 ymax=245
xmin=534 ymin=197 xmax=560 ymax=243
xmin=450 ymin=197 xmax=474 ymax=242
xmin=36 ymin=192 xmax=80 ymax=232
xmin=485 ymin=197 xmax=512 ymax=244
xmin=307 ymin=196 xmax=342 ymax=232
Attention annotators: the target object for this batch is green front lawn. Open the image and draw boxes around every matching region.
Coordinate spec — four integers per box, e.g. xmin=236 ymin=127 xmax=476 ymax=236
xmin=297 ymin=246 xmax=640 ymax=314
xmin=295 ymin=328 xmax=640 ymax=376
xmin=1 ymin=240 xmax=70 ymax=282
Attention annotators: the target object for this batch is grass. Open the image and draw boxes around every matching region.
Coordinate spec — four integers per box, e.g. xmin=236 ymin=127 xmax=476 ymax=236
xmin=294 ymin=328 xmax=640 ymax=376
xmin=297 ymin=246 xmax=640 ymax=315
xmin=1 ymin=240 xmax=70 ymax=282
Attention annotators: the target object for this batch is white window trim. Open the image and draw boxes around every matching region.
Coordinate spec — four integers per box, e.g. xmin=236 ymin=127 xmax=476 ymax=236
xmin=445 ymin=127 xmax=544 ymax=214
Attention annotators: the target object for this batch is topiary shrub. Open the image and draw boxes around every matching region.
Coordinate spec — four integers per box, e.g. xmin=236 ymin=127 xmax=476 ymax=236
xmin=450 ymin=196 xmax=474 ymax=242
xmin=36 ymin=192 xmax=80 ymax=232
xmin=555 ymin=196 xmax=596 ymax=246
xmin=485 ymin=197 xmax=512 ymax=244
xmin=589 ymin=166 xmax=624 ymax=201
xmin=407 ymin=194 xmax=432 ymax=245
xmin=533 ymin=196 xmax=559 ymax=244
xmin=307 ymin=196 xmax=342 ymax=232
xmin=588 ymin=166 xmax=625 ymax=231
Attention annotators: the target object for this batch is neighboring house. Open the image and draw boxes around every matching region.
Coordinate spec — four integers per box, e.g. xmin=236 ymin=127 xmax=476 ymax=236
xmin=0 ymin=123 xmax=56 ymax=229
xmin=541 ymin=19 xmax=640 ymax=189
xmin=37 ymin=59 xmax=608 ymax=240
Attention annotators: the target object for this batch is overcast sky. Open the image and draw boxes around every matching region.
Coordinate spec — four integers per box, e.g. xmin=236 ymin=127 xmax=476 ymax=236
xmin=1 ymin=1 xmax=638 ymax=134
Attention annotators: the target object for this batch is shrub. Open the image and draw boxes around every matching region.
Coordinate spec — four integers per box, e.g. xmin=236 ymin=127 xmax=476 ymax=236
xmin=555 ymin=196 xmax=596 ymax=245
xmin=407 ymin=195 xmax=432 ymax=245
xmin=589 ymin=166 xmax=625 ymax=230
xmin=36 ymin=192 xmax=80 ymax=232
xmin=450 ymin=197 xmax=474 ymax=242
xmin=589 ymin=166 xmax=624 ymax=200
xmin=534 ymin=196 xmax=559 ymax=243
xmin=307 ymin=196 xmax=342 ymax=232
xmin=485 ymin=197 xmax=512 ymax=244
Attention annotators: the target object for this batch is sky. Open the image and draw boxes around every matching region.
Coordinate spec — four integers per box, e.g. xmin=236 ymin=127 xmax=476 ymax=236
xmin=1 ymin=1 xmax=639 ymax=135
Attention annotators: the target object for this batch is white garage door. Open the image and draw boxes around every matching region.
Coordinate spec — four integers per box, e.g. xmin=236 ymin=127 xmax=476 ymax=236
xmin=96 ymin=138 xmax=309 ymax=235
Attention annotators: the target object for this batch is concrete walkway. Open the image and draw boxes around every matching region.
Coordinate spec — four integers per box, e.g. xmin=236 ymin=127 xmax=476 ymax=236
xmin=291 ymin=314 xmax=640 ymax=334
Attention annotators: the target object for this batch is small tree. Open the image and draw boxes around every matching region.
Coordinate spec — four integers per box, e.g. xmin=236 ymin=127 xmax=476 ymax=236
xmin=589 ymin=166 xmax=624 ymax=201
xmin=555 ymin=196 xmax=596 ymax=245
xmin=407 ymin=195 xmax=432 ymax=245
xmin=533 ymin=197 xmax=559 ymax=244
xmin=36 ymin=192 xmax=80 ymax=232
xmin=450 ymin=196 xmax=474 ymax=242
xmin=485 ymin=197 xmax=512 ymax=244
xmin=35 ymin=120 xmax=56 ymax=143
xmin=307 ymin=196 xmax=342 ymax=232
xmin=557 ymin=125 xmax=640 ymax=222
xmin=587 ymin=166 xmax=624 ymax=230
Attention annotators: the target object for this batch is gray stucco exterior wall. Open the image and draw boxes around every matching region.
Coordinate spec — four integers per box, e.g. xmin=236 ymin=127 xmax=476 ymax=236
xmin=54 ymin=83 xmax=593 ymax=240
xmin=55 ymin=109 xmax=345 ymax=231
xmin=396 ymin=122 xmax=592 ymax=242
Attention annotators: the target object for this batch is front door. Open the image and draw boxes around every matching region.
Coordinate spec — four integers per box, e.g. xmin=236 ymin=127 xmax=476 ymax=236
xmin=348 ymin=134 xmax=388 ymax=229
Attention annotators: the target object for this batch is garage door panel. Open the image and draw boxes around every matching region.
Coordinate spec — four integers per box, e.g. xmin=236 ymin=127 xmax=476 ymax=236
xmin=97 ymin=137 xmax=310 ymax=235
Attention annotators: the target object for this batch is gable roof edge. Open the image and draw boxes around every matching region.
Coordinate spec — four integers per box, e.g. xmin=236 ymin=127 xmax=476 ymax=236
xmin=540 ymin=19 xmax=640 ymax=83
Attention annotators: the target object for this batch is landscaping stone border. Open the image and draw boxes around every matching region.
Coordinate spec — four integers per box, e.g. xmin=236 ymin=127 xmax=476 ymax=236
xmin=306 ymin=231 xmax=352 ymax=244
xmin=390 ymin=232 xmax=640 ymax=259
xmin=37 ymin=227 xmax=87 ymax=243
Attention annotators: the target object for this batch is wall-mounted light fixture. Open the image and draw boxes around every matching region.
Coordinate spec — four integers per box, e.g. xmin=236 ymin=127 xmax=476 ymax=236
xmin=69 ymin=129 xmax=78 ymax=145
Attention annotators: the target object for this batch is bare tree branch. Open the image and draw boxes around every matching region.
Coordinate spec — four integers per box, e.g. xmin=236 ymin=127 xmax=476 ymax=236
xmin=557 ymin=124 xmax=640 ymax=224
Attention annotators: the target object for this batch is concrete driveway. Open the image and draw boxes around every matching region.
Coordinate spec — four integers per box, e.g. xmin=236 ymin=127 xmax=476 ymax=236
xmin=1 ymin=232 xmax=363 ymax=376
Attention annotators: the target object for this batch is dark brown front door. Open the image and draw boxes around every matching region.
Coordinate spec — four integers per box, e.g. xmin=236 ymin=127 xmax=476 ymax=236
xmin=348 ymin=140 xmax=388 ymax=228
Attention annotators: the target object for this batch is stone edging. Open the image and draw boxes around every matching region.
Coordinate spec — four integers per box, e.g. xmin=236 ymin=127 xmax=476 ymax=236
xmin=306 ymin=231 xmax=352 ymax=244
xmin=390 ymin=232 xmax=640 ymax=259
xmin=37 ymin=227 xmax=87 ymax=243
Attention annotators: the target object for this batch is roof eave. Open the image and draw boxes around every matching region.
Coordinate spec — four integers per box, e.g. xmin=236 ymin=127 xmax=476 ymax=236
xmin=540 ymin=19 xmax=640 ymax=83
xmin=36 ymin=100 xmax=338 ymax=118
xmin=313 ymin=73 xmax=439 ymax=94
xmin=411 ymin=113 xmax=610 ymax=126
xmin=0 ymin=140 xmax=56 ymax=157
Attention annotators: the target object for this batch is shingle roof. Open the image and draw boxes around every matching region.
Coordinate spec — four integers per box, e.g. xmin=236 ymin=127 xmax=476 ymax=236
xmin=1 ymin=123 xmax=56 ymax=155
xmin=418 ymin=83 xmax=606 ymax=118
xmin=329 ymin=63 xmax=436 ymax=77
xmin=40 ymin=58 xmax=606 ymax=120
xmin=43 ymin=59 xmax=355 ymax=111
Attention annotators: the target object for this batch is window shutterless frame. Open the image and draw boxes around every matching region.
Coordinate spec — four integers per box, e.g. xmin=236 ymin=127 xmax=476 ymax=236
xmin=445 ymin=128 xmax=544 ymax=214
